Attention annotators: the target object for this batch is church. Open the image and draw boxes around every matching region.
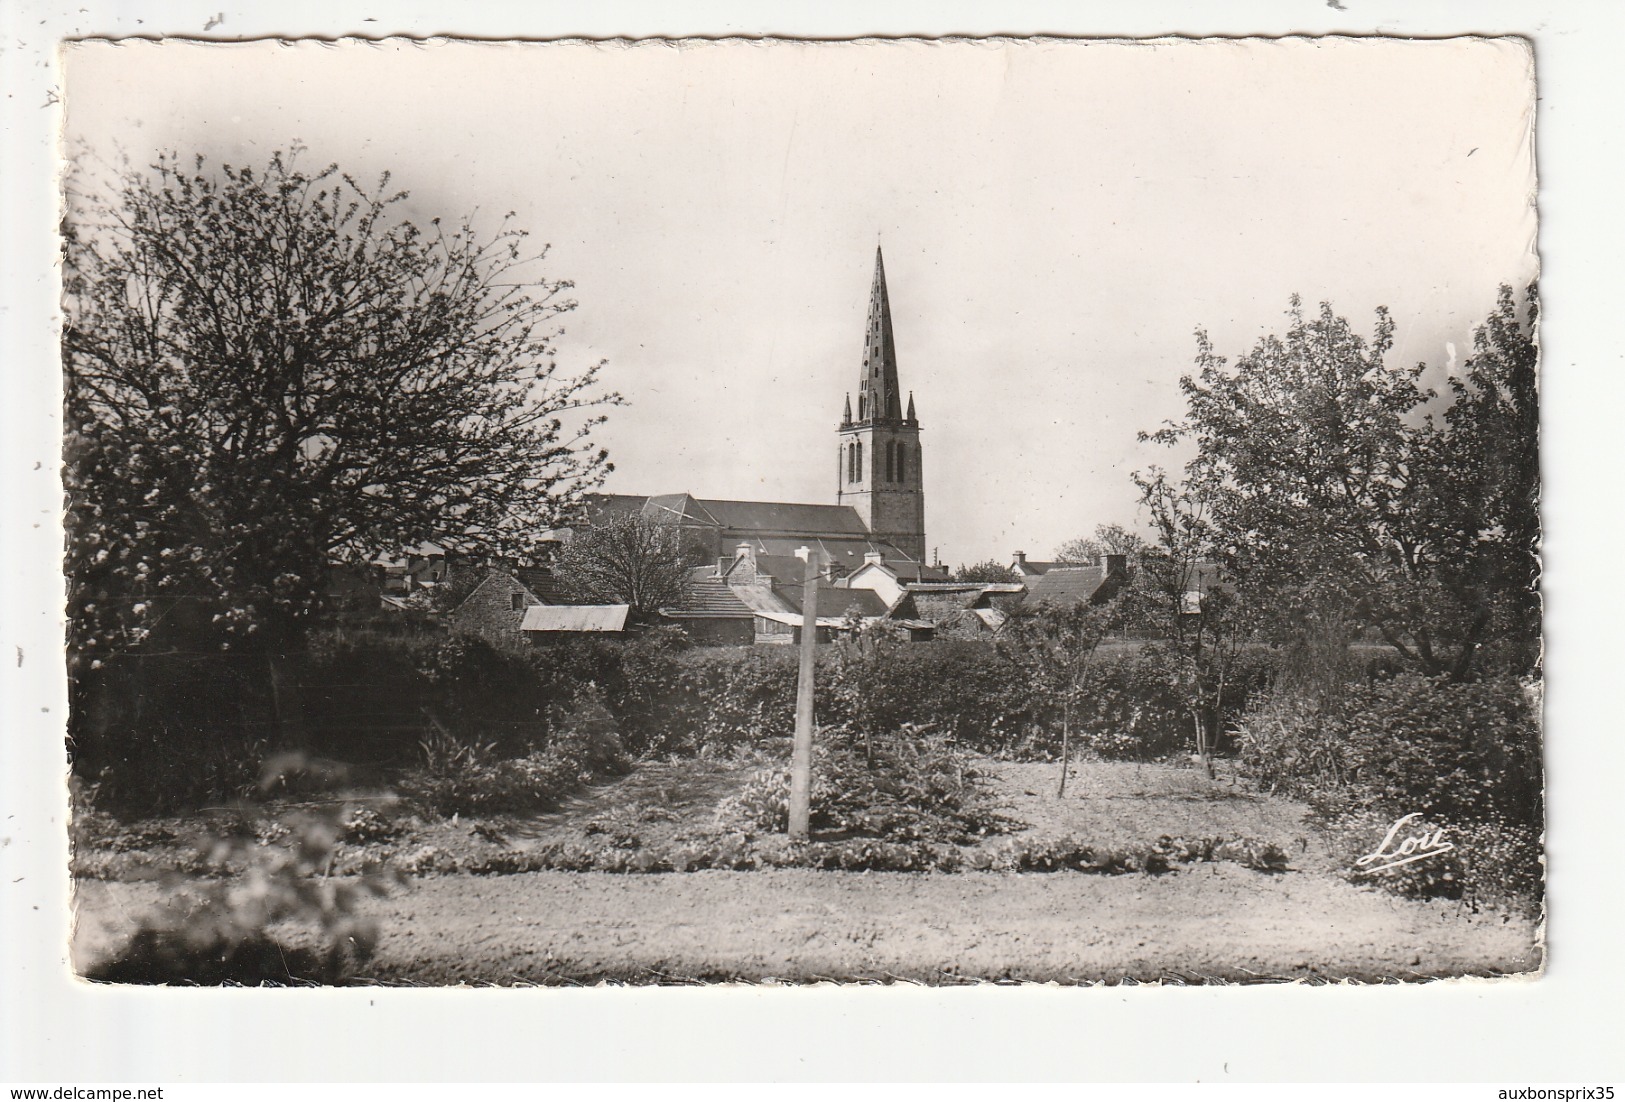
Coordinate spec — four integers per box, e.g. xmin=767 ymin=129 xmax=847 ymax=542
xmin=434 ymin=247 xmax=953 ymax=646
xmin=576 ymin=246 xmax=944 ymax=586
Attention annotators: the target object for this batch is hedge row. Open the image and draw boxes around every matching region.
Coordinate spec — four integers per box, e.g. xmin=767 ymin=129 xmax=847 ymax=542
xmin=71 ymin=625 xmax=1289 ymax=812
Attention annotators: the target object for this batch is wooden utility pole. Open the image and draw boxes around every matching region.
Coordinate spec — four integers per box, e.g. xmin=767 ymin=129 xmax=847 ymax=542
xmin=788 ymin=547 xmax=819 ymax=841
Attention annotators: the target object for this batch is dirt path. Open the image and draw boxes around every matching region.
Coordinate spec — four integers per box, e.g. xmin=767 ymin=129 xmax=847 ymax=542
xmin=74 ymin=865 xmax=1539 ymax=984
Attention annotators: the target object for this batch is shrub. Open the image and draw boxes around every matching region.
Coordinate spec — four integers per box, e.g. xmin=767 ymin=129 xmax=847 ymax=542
xmin=1234 ymin=697 xmax=1352 ymax=799
xmin=1238 ymin=670 xmax=1544 ymax=910
xmin=1337 ymin=674 xmax=1541 ymax=827
xmin=396 ymin=685 xmax=631 ymax=817
xmin=1240 ymin=673 xmax=1542 ymax=824
xmin=72 ymin=626 xmax=1286 ymax=814
xmin=714 ymin=723 xmax=1015 ymax=844
xmin=1317 ymin=807 xmax=1542 ymax=913
xmin=69 ymin=651 xmax=275 ymax=814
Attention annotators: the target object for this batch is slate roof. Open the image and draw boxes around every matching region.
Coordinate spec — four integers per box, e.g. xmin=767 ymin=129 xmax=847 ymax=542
xmin=520 ymin=604 xmax=631 ymax=633
xmin=663 ymin=576 xmax=753 ymax=618
xmin=726 ymin=584 xmax=799 ymax=618
xmin=642 ymin=493 xmax=719 ymax=526
xmin=577 ymin=492 xmax=945 ymax=579
xmin=1022 ymin=565 xmax=1114 ymax=609
xmin=729 ymin=536 xmax=941 ymax=579
xmin=581 ymin=494 xmax=654 ymax=525
xmin=733 ymin=554 xmax=813 ymax=586
xmin=872 ymin=557 xmax=951 ymax=583
xmin=773 ymin=581 xmax=891 ymax=620
xmin=696 ymin=498 xmax=871 ymax=537
xmin=514 ymin=567 xmax=573 ymax=605
xmin=905 ymin=581 xmax=1025 ymax=595
xmin=1012 ymin=560 xmax=1062 ymax=577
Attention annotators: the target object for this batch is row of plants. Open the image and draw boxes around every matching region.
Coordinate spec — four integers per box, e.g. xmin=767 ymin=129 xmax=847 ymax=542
xmin=399 ymin=831 xmax=1293 ymax=877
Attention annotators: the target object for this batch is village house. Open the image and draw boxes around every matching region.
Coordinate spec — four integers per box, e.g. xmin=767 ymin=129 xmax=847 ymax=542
xmin=1020 ymin=555 xmax=1133 ymax=610
xmin=442 ymin=568 xmax=547 ymax=644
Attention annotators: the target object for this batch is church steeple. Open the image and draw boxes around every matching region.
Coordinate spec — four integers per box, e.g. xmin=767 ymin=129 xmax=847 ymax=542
xmin=837 ymin=246 xmax=925 ymax=563
xmin=856 ymin=246 xmax=903 ymax=423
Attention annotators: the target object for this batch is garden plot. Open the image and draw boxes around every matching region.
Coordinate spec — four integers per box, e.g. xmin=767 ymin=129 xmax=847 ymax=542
xmin=71 ymin=757 xmax=1539 ymax=984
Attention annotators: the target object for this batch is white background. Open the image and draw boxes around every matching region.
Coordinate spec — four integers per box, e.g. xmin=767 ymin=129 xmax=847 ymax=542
xmin=2 ymin=0 xmax=1620 ymax=1084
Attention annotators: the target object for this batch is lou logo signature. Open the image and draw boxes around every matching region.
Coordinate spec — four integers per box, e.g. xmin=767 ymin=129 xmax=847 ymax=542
xmin=1354 ymin=812 xmax=1454 ymax=875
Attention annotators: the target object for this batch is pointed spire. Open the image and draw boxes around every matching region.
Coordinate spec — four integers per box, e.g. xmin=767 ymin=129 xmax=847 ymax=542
xmin=843 ymin=392 xmax=853 ymax=425
xmin=858 ymin=246 xmax=902 ymax=422
xmin=906 ymin=391 xmax=916 ymax=423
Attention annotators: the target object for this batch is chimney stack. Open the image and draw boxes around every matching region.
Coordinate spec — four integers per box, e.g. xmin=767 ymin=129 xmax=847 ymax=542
xmin=1013 ymin=551 xmax=1027 ymax=567
xmin=1105 ymin=553 xmax=1128 ymax=577
xmin=727 ymin=542 xmax=757 ymax=579
xmin=864 ymin=551 xmax=885 ymax=567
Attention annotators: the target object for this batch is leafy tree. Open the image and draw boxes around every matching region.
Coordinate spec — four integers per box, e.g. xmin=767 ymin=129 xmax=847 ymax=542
xmin=552 ymin=514 xmax=705 ymax=619
xmin=997 ymin=601 xmax=1117 ymax=796
xmin=63 ymin=150 xmax=620 ymax=672
xmin=1144 ymin=290 xmax=1538 ymax=681
xmin=1055 ymin=523 xmax=1146 ymax=565
xmin=952 ymin=558 xmax=1014 ymax=584
xmin=1418 ymin=284 xmax=1541 ymax=676
xmin=1126 ymin=461 xmax=1253 ymax=778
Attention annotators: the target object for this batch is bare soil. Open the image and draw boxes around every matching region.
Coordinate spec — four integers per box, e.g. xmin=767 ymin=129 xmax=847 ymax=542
xmin=73 ymin=864 xmax=1537 ymax=985
xmin=70 ymin=758 xmax=1542 ymax=984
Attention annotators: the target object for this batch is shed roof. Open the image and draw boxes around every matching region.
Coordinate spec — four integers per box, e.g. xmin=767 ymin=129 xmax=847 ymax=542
xmin=520 ymin=604 xmax=630 ymax=633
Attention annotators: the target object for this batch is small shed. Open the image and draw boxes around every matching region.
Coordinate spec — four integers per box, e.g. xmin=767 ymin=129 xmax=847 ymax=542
xmin=520 ymin=603 xmax=631 ymax=640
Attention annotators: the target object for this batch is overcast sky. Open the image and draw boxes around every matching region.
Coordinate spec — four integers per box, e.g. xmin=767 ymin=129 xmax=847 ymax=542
xmin=62 ymin=37 xmax=1537 ymax=567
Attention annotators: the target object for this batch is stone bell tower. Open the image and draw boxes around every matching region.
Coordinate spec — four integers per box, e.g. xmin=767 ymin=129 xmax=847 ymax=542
xmin=837 ymin=246 xmax=925 ymax=563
